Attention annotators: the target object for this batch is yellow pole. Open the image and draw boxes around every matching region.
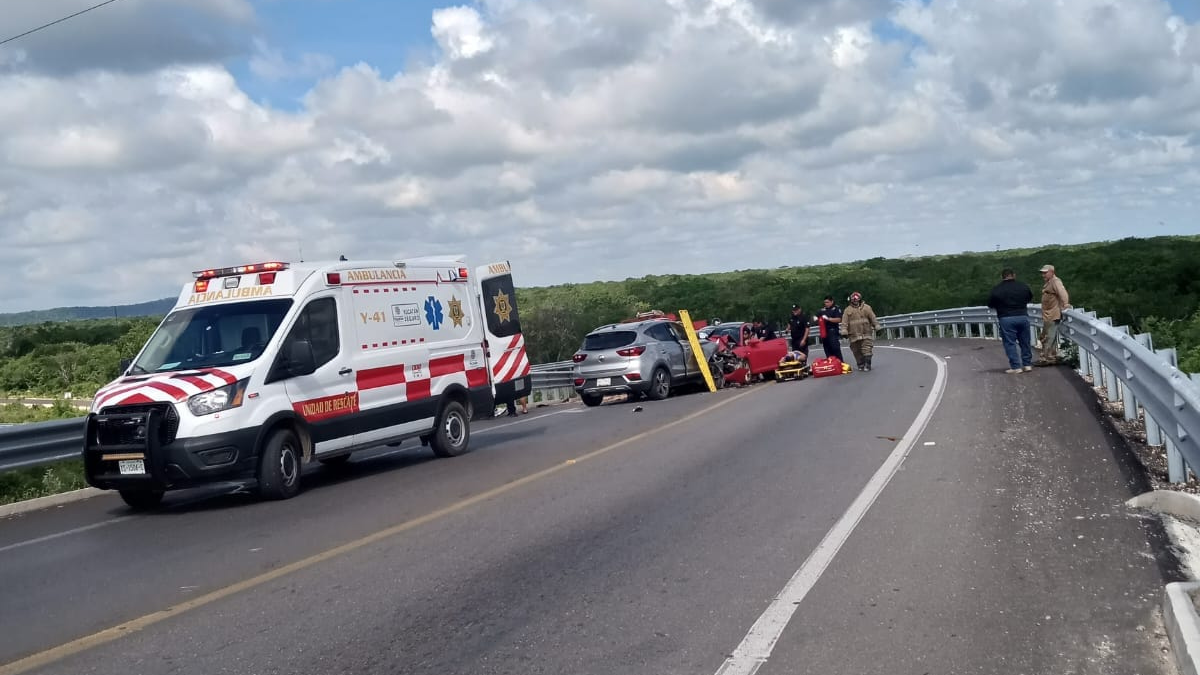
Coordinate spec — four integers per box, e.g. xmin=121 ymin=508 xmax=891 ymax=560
xmin=678 ymin=309 xmax=717 ymax=393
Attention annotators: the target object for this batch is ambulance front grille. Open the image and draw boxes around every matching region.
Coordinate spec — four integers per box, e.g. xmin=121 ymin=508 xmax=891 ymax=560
xmin=97 ymin=403 xmax=179 ymax=446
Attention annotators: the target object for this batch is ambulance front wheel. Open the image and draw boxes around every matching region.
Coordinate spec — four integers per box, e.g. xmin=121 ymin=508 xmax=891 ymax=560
xmin=431 ymin=400 xmax=470 ymax=458
xmin=258 ymin=427 xmax=303 ymax=500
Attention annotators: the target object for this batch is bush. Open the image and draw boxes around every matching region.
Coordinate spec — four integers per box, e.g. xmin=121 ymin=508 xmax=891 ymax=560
xmin=0 ymin=459 xmax=87 ymax=505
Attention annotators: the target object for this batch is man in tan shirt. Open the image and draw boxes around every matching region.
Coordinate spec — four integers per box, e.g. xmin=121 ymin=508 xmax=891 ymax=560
xmin=1037 ymin=264 xmax=1070 ymax=365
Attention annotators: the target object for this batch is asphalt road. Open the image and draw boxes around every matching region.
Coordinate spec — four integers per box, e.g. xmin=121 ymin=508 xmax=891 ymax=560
xmin=0 ymin=341 xmax=1179 ymax=675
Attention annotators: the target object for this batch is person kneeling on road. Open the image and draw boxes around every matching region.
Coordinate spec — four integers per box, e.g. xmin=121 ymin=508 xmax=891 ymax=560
xmin=842 ymin=292 xmax=879 ymax=371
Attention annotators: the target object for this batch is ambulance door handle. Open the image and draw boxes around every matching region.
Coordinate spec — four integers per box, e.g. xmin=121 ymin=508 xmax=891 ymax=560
xmin=339 ymin=367 xmax=354 ymax=376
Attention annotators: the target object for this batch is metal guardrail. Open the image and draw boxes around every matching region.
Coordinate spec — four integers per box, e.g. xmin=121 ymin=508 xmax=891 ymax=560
xmin=7 ymin=311 xmax=1197 ymax=482
xmin=878 ymin=304 xmax=1200 ymax=483
xmin=529 ymin=360 xmax=576 ymax=405
xmin=0 ymin=417 xmax=87 ymax=472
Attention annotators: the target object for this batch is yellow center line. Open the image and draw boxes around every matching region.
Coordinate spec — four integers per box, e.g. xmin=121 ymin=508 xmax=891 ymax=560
xmin=0 ymin=388 xmax=758 ymax=675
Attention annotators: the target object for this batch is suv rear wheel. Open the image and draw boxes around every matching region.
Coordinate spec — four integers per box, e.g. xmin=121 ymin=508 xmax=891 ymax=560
xmin=581 ymin=393 xmax=603 ymax=407
xmin=647 ymin=366 xmax=671 ymax=400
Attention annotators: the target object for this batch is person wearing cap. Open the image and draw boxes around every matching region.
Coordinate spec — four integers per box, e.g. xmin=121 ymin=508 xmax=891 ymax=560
xmin=987 ymin=267 xmax=1035 ymax=373
xmin=1036 ymin=264 xmax=1071 ymax=365
xmin=815 ymin=295 xmax=845 ymax=362
xmin=788 ymin=304 xmax=810 ymax=358
xmin=751 ymin=318 xmax=776 ymax=340
xmin=842 ymin=291 xmax=879 ymax=371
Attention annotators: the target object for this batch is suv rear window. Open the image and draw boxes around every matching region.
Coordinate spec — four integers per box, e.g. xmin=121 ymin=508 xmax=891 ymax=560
xmin=583 ymin=331 xmax=637 ymax=351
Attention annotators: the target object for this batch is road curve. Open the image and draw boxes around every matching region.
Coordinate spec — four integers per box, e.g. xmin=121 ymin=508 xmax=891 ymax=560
xmin=0 ymin=340 xmax=1176 ymax=675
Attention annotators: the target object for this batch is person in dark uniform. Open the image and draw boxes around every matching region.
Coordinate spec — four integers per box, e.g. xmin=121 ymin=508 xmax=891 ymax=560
xmin=788 ymin=305 xmax=810 ymax=357
xmin=816 ymin=295 xmax=844 ymax=362
xmin=752 ymin=319 xmax=776 ymax=340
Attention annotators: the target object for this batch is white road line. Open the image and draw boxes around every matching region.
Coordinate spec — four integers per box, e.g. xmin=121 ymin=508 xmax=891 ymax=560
xmin=0 ymin=516 xmax=133 ymax=555
xmin=713 ymin=345 xmax=948 ymax=675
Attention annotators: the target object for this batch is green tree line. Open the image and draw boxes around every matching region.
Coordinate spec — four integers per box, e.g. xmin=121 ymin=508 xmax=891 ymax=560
xmin=0 ymin=235 xmax=1197 ymax=403
xmin=518 ymin=235 xmax=1200 ymax=369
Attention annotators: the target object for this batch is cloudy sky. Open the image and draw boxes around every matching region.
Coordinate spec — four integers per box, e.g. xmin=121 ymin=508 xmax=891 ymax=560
xmin=0 ymin=0 xmax=1197 ymax=311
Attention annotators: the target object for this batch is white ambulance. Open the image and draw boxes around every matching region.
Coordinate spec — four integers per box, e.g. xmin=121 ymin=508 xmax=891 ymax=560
xmin=83 ymin=256 xmax=531 ymax=509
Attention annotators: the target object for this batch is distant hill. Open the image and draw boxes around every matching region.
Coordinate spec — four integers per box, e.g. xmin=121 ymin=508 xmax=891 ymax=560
xmin=0 ymin=298 xmax=176 ymax=327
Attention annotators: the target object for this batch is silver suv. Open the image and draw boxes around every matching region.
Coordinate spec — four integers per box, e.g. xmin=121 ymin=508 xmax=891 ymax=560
xmin=572 ymin=317 xmax=721 ymax=407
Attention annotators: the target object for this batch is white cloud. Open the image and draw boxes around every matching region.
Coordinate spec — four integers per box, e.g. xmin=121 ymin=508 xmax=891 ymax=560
xmin=432 ymin=6 xmax=495 ymax=60
xmin=248 ymin=39 xmax=335 ymax=82
xmin=0 ymin=0 xmax=1198 ymax=311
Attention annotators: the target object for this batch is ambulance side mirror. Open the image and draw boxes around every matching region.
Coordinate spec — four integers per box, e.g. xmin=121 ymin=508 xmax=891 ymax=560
xmin=286 ymin=340 xmax=317 ymax=377
xmin=118 ymin=358 xmax=133 ymax=376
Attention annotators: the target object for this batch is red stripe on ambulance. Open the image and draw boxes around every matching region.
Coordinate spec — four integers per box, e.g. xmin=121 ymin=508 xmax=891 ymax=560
xmin=357 ymin=364 xmax=408 ymax=391
xmin=200 ymin=368 xmax=238 ymax=386
xmin=406 ymin=379 xmax=432 ymax=401
xmin=430 ymin=355 xmax=465 ymax=378
xmin=145 ymin=381 xmax=189 ymax=402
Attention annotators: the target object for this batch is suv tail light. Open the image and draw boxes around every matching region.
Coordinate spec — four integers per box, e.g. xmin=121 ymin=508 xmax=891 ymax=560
xmin=616 ymin=345 xmax=647 ymax=357
xmin=574 ymin=378 xmax=585 ymax=386
xmin=572 ymin=353 xmax=587 ymax=363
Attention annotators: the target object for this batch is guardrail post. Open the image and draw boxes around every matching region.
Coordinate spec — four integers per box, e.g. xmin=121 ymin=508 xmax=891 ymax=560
xmin=1105 ymin=324 xmax=1130 ymax=405
xmin=1151 ymin=347 xmax=1186 ymax=483
xmin=924 ymin=325 xmax=933 ymax=339
xmin=1129 ymin=334 xmax=1153 ymax=422
xmin=938 ymin=325 xmax=945 ymax=338
xmin=1096 ymin=318 xmax=1115 ymax=401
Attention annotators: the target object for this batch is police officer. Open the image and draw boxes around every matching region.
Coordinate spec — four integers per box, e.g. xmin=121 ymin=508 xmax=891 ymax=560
xmin=816 ymin=295 xmax=845 ymax=362
xmin=788 ymin=305 xmax=810 ymax=358
xmin=752 ymin=319 xmax=777 ymax=340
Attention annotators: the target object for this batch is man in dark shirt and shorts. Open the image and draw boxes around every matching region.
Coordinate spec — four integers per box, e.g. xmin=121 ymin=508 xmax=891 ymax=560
xmin=987 ymin=268 xmax=1035 ymax=373
xmin=816 ymin=296 xmax=844 ymax=362
xmin=788 ymin=305 xmax=810 ymax=358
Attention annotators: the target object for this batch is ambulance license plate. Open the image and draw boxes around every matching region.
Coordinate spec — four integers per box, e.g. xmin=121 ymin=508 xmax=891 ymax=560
xmin=596 ymin=378 xmax=611 ymax=387
xmin=118 ymin=460 xmax=145 ymax=475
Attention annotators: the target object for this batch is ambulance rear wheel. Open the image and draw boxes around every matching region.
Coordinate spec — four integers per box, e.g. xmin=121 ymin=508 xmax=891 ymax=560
xmin=258 ymin=428 xmax=302 ymax=500
xmin=431 ymin=401 xmax=470 ymax=458
xmin=119 ymin=489 xmax=163 ymax=510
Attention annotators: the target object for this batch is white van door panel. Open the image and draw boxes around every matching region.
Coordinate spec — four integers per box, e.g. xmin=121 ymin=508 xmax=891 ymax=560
xmin=279 ymin=295 xmax=357 ymax=455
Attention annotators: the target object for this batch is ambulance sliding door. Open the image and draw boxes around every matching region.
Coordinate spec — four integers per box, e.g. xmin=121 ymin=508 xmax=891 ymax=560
xmin=476 ymin=261 xmax=531 ymax=404
xmin=348 ymin=283 xmax=434 ymax=448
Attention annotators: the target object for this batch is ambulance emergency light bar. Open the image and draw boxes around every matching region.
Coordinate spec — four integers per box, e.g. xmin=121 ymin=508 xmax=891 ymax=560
xmin=193 ymin=262 xmax=289 ymax=279
xmin=192 ymin=262 xmax=289 ymax=293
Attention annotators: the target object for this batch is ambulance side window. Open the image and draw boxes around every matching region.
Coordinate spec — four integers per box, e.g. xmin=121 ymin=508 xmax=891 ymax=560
xmin=306 ymin=298 xmax=340 ymax=365
xmin=281 ymin=297 xmax=340 ymax=372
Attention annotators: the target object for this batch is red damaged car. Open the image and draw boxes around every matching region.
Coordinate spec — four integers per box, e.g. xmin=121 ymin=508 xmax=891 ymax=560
xmin=704 ymin=322 xmax=789 ymax=385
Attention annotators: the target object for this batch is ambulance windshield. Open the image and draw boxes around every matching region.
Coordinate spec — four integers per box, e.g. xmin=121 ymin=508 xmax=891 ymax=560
xmin=130 ymin=299 xmax=294 ymax=373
